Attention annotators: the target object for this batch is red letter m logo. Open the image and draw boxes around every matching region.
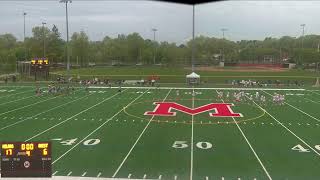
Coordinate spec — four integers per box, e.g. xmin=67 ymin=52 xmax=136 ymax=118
xmin=144 ymin=102 xmax=242 ymax=117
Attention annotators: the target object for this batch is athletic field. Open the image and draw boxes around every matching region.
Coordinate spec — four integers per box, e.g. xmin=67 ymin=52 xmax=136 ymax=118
xmin=1 ymin=85 xmax=320 ymax=180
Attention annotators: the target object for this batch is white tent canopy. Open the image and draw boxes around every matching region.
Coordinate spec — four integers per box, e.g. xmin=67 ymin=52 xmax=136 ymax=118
xmin=186 ymin=72 xmax=200 ymax=85
xmin=186 ymin=72 xmax=200 ymax=78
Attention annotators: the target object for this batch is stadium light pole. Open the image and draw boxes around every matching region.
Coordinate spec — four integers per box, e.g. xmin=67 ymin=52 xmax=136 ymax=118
xmin=23 ymin=12 xmax=27 ymax=61
xmin=60 ymin=0 xmax=72 ymax=79
xmin=152 ymin=28 xmax=157 ymax=65
xmin=221 ymin=28 xmax=228 ymax=62
xmin=42 ymin=22 xmax=46 ymax=58
xmin=191 ymin=5 xmax=195 ymax=72
xmin=300 ymin=24 xmax=305 ymax=65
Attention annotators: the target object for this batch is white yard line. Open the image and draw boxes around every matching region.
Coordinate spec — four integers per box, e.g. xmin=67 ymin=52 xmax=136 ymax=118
xmin=90 ymin=86 xmax=305 ymax=91
xmin=216 ymin=90 xmax=272 ymax=180
xmin=0 ymin=95 xmax=62 ymax=117
xmin=304 ymin=97 xmax=320 ymax=105
xmin=190 ymin=88 xmax=195 ymax=180
xmin=308 ymin=90 xmax=320 ymax=96
xmin=112 ymin=89 xmax=172 ymax=178
xmin=25 ymin=89 xmax=128 ymax=142
xmin=0 ymin=88 xmax=33 ymax=99
xmin=263 ymin=90 xmax=320 ymax=123
xmin=0 ymin=94 xmax=35 ymax=106
xmin=52 ymin=88 xmax=150 ymax=164
xmin=0 ymin=93 xmax=92 ymax=131
xmin=248 ymin=96 xmax=320 ymax=157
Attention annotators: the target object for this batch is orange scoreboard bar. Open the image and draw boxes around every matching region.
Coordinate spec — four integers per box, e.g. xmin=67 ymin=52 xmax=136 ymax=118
xmin=0 ymin=142 xmax=52 ymax=177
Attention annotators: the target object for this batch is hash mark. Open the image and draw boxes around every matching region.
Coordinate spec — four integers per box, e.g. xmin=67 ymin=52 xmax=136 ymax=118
xmin=67 ymin=171 xmax=72 ymax=176
xmin=206 ymin=176 xmax=209 ymax=180
xmin=174 ymin=175 xmax=177 ymax=180
xmin=81 ymin=172 xmax=87 ymax=177
xmin=128 ymin=174 xmax=132 ymax=178
xmin=97 ymin=172 xmax=102 ymax=177
xmin=143 ymin=174 xmax=146 ymax=179
xmin=158 ymin=175 xmax=162 ymax=179
xmin=52 ymin=171 xmax=58 ymax=176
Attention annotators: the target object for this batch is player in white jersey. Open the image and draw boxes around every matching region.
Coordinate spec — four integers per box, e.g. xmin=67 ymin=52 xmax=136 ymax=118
xmin=255 ymin=91 xmax=259 ymax=100
xmin=233 ymin=92 xmax=237 ymax=99
xmin=272 ymin=93 xmax=277 ymax=104
xmin=217 ymin=91 xmax=223 ymax=99
xmin=248 ymin=94 xmax=253 ymax=101
xmin=235 ymin=93 xmax=241 ymax=102
xmin=226 ymin=92 xmax=230 ymax=99
xmin=260 ymin=95 xmax=266 ymax=105
xmin=279 ymin=94 xmax=285 ymax=105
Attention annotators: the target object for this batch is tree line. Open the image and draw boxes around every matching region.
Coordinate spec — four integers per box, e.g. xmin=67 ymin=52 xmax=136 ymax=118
xmin=1 ymin=24 xmax=320 ymax=72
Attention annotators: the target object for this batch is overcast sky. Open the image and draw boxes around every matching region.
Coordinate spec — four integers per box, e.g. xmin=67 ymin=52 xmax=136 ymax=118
xmin=1 ymin=1 xmax=320 ymax=44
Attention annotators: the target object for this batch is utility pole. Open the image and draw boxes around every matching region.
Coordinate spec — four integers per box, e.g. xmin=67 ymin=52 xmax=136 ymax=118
xmin=300 ymin=24 xmax=306 ymax=65
xmin=191 ymin=5 xmax=195 ymax=72
xmin=152 ymin=28 xmax=157 ymax=65
xmin=221 ymin=28 xmax=228 ymax=62
xmin=60 ymin=0 xmax=72 ymax=79
xmin=42 ymin=22 xmax=46 ymax=58
xmin=23 ymin=12 xmax=27 ymax=61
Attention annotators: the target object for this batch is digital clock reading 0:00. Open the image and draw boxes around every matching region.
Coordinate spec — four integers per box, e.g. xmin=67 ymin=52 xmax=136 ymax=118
xmin=0 ymin=142 xmax=52 ymax=177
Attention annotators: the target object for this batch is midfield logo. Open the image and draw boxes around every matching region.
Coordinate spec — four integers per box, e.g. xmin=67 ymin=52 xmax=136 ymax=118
xmin=144 ymin=102 xmax=243 ymax=117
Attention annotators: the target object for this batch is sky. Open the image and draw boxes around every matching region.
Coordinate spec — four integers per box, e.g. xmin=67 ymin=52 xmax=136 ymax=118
xmin=0 ymin=0 xmax=320 ymax=44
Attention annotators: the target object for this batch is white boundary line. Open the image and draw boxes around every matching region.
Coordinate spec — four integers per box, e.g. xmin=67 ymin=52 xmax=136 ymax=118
xmin=25 ymin=89 xmax=128 ymax=142
xmin=112 ymin=88 xmax=172 ymax=178
xmin=262 ymin=90 xmax=320 ymax=123
xmin=247 ymin=96 xmax=320 ymax=157
xmin=89 ymin=86 xmax=305 ymax=91
xmin=0 ymin=93 xmax=93 ymax=131
xmin=52 ymin=88 xmax=151 ymax=164
xmin=216 ymin=90 xmax=272 ymax=180
xmin=190 ymin=88 xmax=195 ymax=180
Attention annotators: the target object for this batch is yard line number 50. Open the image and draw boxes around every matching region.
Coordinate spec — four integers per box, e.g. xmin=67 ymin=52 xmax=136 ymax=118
xmin=172 ymin=141 xmax=213 ymax=150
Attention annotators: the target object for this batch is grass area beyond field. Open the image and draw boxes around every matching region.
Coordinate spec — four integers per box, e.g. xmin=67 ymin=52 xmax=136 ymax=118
xmin=51 ymin=66 xmax=320 ymax=84
xmin=1 ymin=85 xmax=320 ymax=179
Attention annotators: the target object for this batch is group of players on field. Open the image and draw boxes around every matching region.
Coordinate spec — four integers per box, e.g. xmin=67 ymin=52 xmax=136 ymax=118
xmin=216 ymin=91 xmax=285 ymax=105
xmin=175 ymin=89 xmax=286 ymax=105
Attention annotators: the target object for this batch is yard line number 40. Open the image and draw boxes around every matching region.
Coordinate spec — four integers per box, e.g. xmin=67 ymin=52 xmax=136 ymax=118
xmin=53 ymin=138 xmax=100 ymax=146
xmin=292 ymin=144 xmax=320 ymax=153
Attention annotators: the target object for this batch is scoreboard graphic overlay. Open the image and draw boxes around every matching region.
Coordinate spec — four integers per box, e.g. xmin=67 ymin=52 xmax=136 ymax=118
xmin=0 ymin=142 xmax=52 ymax=177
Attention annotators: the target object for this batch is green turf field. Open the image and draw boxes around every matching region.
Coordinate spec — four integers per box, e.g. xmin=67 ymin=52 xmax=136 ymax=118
xmin=51 ymin=67 xmax=320 ymax=84
xmin=1 ymin=85 xmax=320 ymax=179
